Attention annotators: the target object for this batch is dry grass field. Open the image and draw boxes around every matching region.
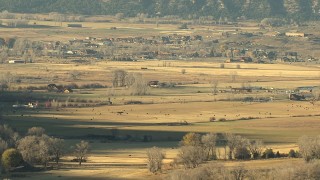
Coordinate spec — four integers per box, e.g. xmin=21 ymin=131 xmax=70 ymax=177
xmin=0 ymin=20 xmax=320 ymax=179
xmin=1 ymin=60 xmax=319 ymax=179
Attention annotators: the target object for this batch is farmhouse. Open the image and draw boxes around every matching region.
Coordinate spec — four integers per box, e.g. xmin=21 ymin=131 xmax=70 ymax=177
xmin=148 ymin=81 xmax=159 ymax=88
xmin=8 ymin=60 xmax=25 ymax=64
xmin=285 ymin=32 xmax=305 ymax=37
xmin=289 ymin=93 xmax=305 ymax=101
xmin=231 ymin=87 xmax=252 ymax=93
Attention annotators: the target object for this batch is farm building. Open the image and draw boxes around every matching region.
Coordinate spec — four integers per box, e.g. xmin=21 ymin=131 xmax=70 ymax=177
xmin=296 ymin=86 xmax=317 ymax=94
xmin=289 ymin=93 xmax=305 ymax=101
xmin=285 ymin=32 xmax=305 ymax=37
xmin=8 ymin=60 xmax=25 ymax=64
xmin=148 ymin=81 xmax=159 ymax=88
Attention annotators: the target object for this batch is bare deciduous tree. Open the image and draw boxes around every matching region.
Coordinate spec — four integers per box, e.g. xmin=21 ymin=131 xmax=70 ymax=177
xmin=248 ymin=140 xmax=264 ymax=159
xmin=201 ymin=133 xmax=217 ymax=160
xmin=12 ymin=38 xmax=30 ymax=56
xmin=211 ymin=80 xmax=219 ymax=95
xmin=0 ymin=72 xmax=15 ymax=91
xmin=298 ymin=135 xmax=320 ymax=162
xmin=0 ymin=124 xmax=19 ymax=147
xmin=74 ymin=140 xmax=90 ymax=166
xmin=112 ymin=69 xmax=127 ymax=87
xmin=230 ymin=71 xmax=238 ymax=82
xmin=49 ymin=138 xmax=64 ymax=165
xmin=0 ymin=138 xmax=8 ymax=155
xmin=0 ymin=50 xmax=8 ymax=64
xmin=146 ymin=146 xmax=165 ymax=173
xmin=129 ymin=73 xmax=149 ymax=96
xmin=225 ymin=133 xmax=242 ymax=160
xmin=312 ymin=87 xmax=320 ymax=101
xmin=27 ymin=127 xmax=45 ymax=136
xmin=229 ymin=165 xmax=248 ymax=180
xmin=176 ymin=146 xmax=207 ymax=169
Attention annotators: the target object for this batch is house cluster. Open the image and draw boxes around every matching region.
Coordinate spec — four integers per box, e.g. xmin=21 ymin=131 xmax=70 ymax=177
xmin=25 ymin=29 xmax=317 ymax=63
xmin=289 ymin=86 xmax=318 ymax=101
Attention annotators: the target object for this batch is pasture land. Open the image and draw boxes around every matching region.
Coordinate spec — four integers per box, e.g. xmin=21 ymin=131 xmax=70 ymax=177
xmin=0 ymin=20 xmax=319 ymax=179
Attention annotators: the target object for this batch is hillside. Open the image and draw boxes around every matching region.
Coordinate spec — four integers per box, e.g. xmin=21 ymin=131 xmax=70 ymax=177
xmin=0 ymin=0 xmax=319 ymax=21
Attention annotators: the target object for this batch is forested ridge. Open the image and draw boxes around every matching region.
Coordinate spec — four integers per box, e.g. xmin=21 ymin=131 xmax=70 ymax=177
xmin=0 ymin=0 xmax=319 ymax=21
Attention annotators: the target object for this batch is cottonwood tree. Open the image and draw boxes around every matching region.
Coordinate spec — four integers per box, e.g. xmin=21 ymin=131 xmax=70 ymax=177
xmin=0 ymin=138 xmax=8 ymax=155
xmin=225 ymin=133 xmax=242 ymax=160
xmin=112 ymin=69 xmax=127 ymax=87
xmin=201 ymin=133 xmax=217 ymax=160
xmin=176 ymin=145 xmax=207 ymax=169
xmin=48 ymin=138 xmax=64 ymax=165
xmin=211 ymin=80 xmax=219 ymax=95
xmin=129 ymin=73 xmax=149 ymax=96
xmin=146 ymin=146 xmax=165 ymax=173
xmin=248 ymin=140 xmax=264 ymax=159
xmin=176 ymin=133 xmax=208 ymax=168
xmin=0 ymin=124 xmax=19 ymax=147
xmin=0 ymin=50 xmax=8 ymax=64
xmin=234 ymin=138 xmax=250 ymax=160
xmin=125 ymin=72 xmax=135 ymax=87
xmin=17 ymin=135 xmax=51 ymax=167
xmin=12 ymin=38 xmax=30 ymax=56
xmin=0 ymin=72 xmax=15 ymax=91
xmin=27 ymin=127 xmax=46 ymax=136
xmin=74 ymin=140 xmax=90 ymax=166
xmin=298 ymin=135 xmax=320 ymax=162
xmin=180 ymin=133 xmax=202 ymax=147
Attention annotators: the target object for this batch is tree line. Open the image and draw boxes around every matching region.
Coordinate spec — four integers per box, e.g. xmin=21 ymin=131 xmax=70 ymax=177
xmin=147 ymin=132 xmax=320 ymax=178
xmin=0 ymin=0 xmax=319 ymax=21
xmin=0 ymin=125 xmax=90 ymax=173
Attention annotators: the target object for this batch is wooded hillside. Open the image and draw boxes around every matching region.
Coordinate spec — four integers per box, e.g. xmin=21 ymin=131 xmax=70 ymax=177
xmin=0 ymin=0 xmax=319 ymax=21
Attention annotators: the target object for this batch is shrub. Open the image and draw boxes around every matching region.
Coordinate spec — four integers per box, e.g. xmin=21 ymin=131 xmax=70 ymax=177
xmin=243 ymin=97 xmax=254 ymax=102
xmin=262 ymin=148 xmax=275 ymax=159
xmin=124 ymin=101 xmax=143 ymax=105
xmin=218 ymin=118 xmax=226 ymax=122
xmin=80 ymin=83 xmax=105 ymax=89
xmin=235 ymin=147 xmax=251 ymax=160
xmin=288 ymin=149 xmax=297 ymax=158
xmin=146 ymin=147 xmax=165 ymax=173
xmin=1 ymin=148 xmax=23 ymax=171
